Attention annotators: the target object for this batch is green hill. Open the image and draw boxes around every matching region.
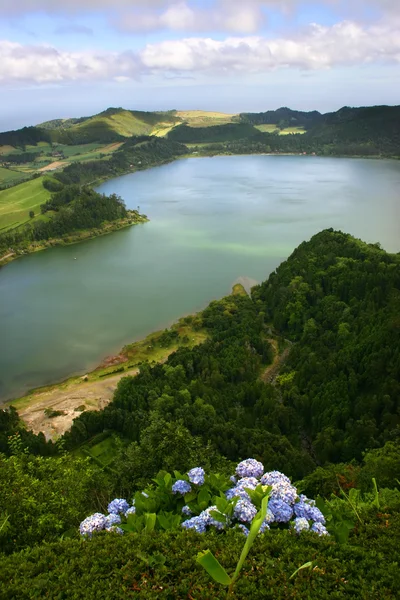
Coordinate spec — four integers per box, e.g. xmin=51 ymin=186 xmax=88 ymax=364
xmin=51 ymin=108 xmax=181 ymax=144
xmin=1 ymin=230 xmax=399 ymax=598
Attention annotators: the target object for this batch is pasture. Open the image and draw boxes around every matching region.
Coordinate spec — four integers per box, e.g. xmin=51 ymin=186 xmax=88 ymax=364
xmin=176 ymin=110 xmax=235 ymax=128
xmin=0 ymin=177 xmax=51 ymax=232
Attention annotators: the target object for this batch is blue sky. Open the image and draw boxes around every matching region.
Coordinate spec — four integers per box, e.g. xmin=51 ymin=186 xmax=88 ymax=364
xmin=0 ymin=0 xmax=399 ymax=130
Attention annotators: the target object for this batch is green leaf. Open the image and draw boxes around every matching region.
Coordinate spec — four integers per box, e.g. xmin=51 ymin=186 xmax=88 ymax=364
xmin=210 ymin=510 xmax=226 ymax=524
xmin=289 ymin=561 xmax=313 ymax=580
xmin=144 ymin=513 xmax=157 ymax=533
xmin=197 ymin=488 xmax=210 ymax=509
xmin=196 ymin=550 xmax=231 ymax=586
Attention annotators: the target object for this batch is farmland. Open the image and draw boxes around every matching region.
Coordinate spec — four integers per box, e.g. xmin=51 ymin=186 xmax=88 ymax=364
xmin=0 ymin=177 xmax=52 ymax=232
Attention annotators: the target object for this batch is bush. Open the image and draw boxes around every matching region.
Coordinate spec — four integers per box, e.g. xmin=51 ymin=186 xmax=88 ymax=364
xmin=1 ymin=514 xmax=399 ymax=598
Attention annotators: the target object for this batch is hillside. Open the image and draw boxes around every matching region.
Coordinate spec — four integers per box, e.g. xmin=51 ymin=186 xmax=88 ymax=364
xmin=1 ymin=230 xmax=399 ymax=598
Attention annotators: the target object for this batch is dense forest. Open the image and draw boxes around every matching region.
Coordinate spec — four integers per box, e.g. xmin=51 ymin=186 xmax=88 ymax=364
xmin=1 ymin=230 xmax=399 ymax=597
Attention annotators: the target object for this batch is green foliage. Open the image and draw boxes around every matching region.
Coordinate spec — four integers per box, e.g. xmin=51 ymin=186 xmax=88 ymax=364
xmin=0 ymin=452 xmax=112 ymax=554
xmin=253 ymin=229 xmax=400 ymax=464
xmin=198 ymin=489 xmax=271 ymax=596
xmin=1 ymin=512 xmax=400 ymax=598
xmin=168 ymin=123 xmax=260 ymax=143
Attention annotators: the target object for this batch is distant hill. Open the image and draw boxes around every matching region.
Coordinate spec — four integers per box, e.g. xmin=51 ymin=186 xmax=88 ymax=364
xmin=239 ymin=107 xmax=323 ymax=129
xmin=1 ymin=104 xmax=399 ymax=157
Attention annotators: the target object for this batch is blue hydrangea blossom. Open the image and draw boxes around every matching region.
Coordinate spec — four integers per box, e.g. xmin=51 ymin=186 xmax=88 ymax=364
xmin=188 ymin=467 xmax=205 ymax=486
xmin=107 ymin=498 xmax=130 ymax=515
xmin=293 ymin=517 xmax=310 ymax=533
xmin=172 ymin=480 xmax=192 ymax=495
xmin=79 ymin=513 xmax=107 ymax=537
xmin=311 ymin=522 xmax=329 ymax=536
xmin=268 ymin=498 xmax=294 ymax=523
xmin=236 ymin=458 xmax=264 ymax=479
xmin=181 ymin=515 xmax=207 ymax=533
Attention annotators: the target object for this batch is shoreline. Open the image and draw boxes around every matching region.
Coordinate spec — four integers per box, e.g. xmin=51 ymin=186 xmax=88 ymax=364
xmin=5 ymin=313 xmax=211 ymax=438
xmin=0 ymin=211 xmax=148 ymax=267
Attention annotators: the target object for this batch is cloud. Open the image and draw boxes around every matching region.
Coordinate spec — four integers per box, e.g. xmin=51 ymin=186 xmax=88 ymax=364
xmin=117 ymin=2 xmax=264 ymax=34
xmin=0 ymin=0 xmax=169 ymax=13
xmin=1 ymin=18 xmax=399 ymax=85
xmin=140 ymin=21 xmax=400 ymax=72
xmin=0 ymin=40 xmax=138 ymax=83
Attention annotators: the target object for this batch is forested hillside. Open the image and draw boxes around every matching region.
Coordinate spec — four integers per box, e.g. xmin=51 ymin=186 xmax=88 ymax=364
xmin=1 ymin=230 xmax=399 ymax=597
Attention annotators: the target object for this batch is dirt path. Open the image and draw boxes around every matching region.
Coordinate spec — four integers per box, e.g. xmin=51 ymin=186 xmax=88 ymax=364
xmin=261 ymin=339 xmax=292 ymax=384
xmin=16 ymin=367 xmax=139 ymax=440
xmin=39 ymin=160 xmax=67 ymax=172
xmin=0 ymin=252 xmax=14 ymax=262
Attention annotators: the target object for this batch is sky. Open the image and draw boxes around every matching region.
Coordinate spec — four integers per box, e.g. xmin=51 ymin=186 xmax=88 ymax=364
xmin=0 ymin=0 xmax=400 ymax=130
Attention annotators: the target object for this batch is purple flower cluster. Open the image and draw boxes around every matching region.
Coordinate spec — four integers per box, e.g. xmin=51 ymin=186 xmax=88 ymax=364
xmin=182 ymin=515 xmax=207 ymax=533
xmin=268 ymin=498 xmax=294 ymax=523
xmin=80 ymin=497 xmax=137 ymax=538
xmin=226 ymin=477 xmax=258 ymax=501
xmin=236 ymin=459 xmax=264 ymax=479
xmin=108 ymin=498 xmax=130 ymax=515
xmin=311 ymin=522 xmax=329 ymax=535
xmin=234 ymin=499 xmax=258 ymax=523
xmin=172 ymin=480 xmax=192 ymax=495
xmin=188 ymin=467 xmax=205 ymax=486
xmin=79 ymin=513 xmax=107 ymax=538
xmin=294 ymin=495 xmax=325 ymax=524
xmin=104 ymin=514 xmax=121 ymax=528
xmin=293 ymin=517 xmax=310 ymax=533
xmin=182 ymin=505 xmax=193 ymax=516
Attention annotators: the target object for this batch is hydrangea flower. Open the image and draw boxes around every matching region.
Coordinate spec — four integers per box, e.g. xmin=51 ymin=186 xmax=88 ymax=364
xmin=236 ymin=459 xmax=264 ymax=479
xmin=79 ymin=513 xmax=107 ymax=537
xmin=293 ymin=517 xmax=310 ymax=533
xmin=108 ymin=498 xmax=129 ymax=515
xmin=238 ymin=524 xmax=250 ymax=537
xmin=230 ymin=475 xmax=237 ymax=484
xmin=268 ymin=498 xmax=293 ymax=523
xmin=294 ymin=497 xmax=325 ymax=524
xmin=104 ymin=514 xmax=121 ymax=528
xmin=172 ymin=480 xmax=192 ymax=495
xmin=261 ymin=471 xmax=297 ymax=504
xmin=124 ymin=506 xmax=136 ymax=518
xmin=106 ymin=526 xmax=124 ymax=535
xmin=234 ymin=499 xmax=258 ymax=523
xmin=311 ymin=522 xmax=329 ymax=536
xmin=182 ymin=505 xmax=193 ymax=516
xmin=200 ymin=506 xmax=226 ymax=530
xmin=188 ymin=467 xmax=205 ymax=486
xmin=226 ymin=477 xmax=258 ymax=501
xmin=181 ymin=516 xmax=207 ymax=534
xmin=259 ymin=520 xmax=271 ymax=534
xmin=261 ymin=471 xmax=291 ymax=486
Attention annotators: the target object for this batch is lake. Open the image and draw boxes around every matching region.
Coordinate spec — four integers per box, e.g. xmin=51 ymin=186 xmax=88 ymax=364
xmin=0 ymin=155 xmax=399 ymax=401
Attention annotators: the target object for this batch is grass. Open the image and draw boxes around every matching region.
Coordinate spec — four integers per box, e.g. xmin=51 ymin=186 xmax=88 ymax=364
xmin=0 ymin=177 xmax=51 ymax=231
xmin=0 ymin=167 xmax=30 ymax=186
xmin=176 ymin=110 xmax=236 ymax=128
xmin=77 ymin=435 xmax=120 ymax=466
xmin=254 ymin=124 xmax=306 ymax=135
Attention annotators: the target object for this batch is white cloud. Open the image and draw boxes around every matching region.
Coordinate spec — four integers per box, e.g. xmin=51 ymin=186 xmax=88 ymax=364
xmin=1 ymin=19 xmax=400 ymax=85
xmin=117 ymin=2 xmax=264 ymax=34
xmin=140 ymin=21 xmax=400 ymax=73
xmin=0 ymin=40 xmax=138 ymax=83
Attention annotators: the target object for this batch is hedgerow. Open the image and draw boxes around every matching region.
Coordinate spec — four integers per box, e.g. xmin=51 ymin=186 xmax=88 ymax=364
xmin=1 ymin=513 xmax=399 ymax=599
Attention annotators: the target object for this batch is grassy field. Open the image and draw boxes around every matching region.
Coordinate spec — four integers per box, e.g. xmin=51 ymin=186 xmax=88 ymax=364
xmin=0 ymin=167 xmax=30 ymax=186
xmin=176 ymin=110 xmax=236 ymax=128
xmin=255 ymin=124 xmax=306 ymax=135
xmin=0 ymin=177 xmax=51 ymax=231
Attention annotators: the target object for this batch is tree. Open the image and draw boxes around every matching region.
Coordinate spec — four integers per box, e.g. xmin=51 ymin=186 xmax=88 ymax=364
xmin=29 ymin=210 xmax=34 ymax=218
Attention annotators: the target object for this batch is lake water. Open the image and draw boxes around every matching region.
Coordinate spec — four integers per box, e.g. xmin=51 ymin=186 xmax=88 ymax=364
xmin=0 ymin=155 xmax=399 ymax=401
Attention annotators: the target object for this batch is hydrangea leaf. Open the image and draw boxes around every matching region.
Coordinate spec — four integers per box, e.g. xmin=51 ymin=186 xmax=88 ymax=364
xmin=196 ymin=550 xmax=231 ymax=586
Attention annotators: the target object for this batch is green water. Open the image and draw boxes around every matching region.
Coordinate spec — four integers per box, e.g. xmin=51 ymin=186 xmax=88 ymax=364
xmin=0 ymin=155 xmax=399 ymax=401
